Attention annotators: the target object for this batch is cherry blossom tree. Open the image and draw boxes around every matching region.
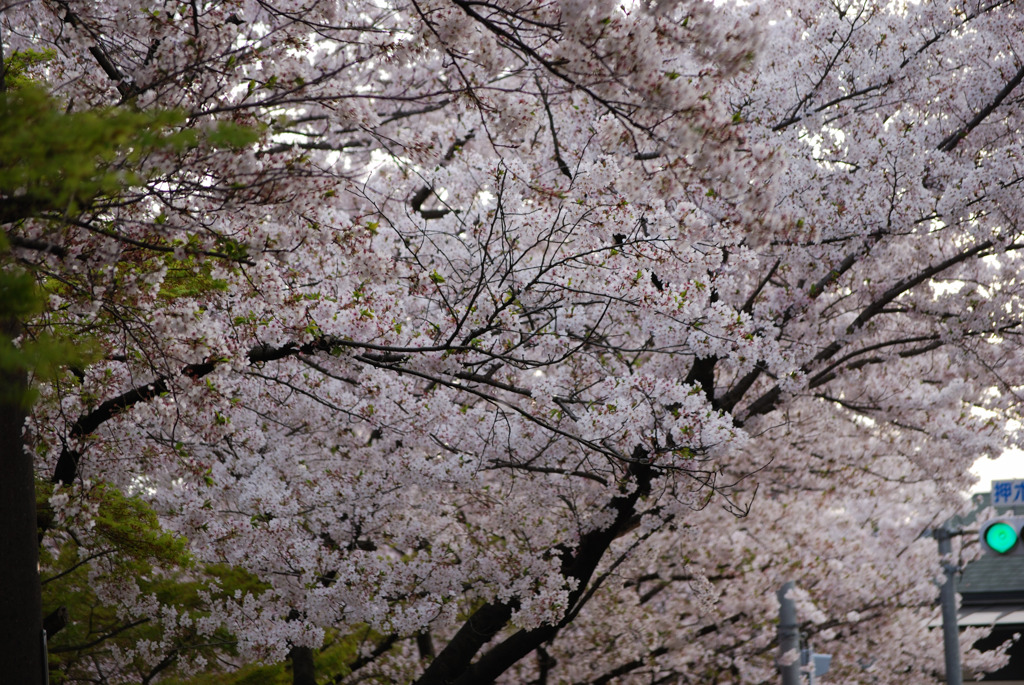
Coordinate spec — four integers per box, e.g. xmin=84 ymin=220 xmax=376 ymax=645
xmin=2 ymin=0 xmax=1023 ymax=682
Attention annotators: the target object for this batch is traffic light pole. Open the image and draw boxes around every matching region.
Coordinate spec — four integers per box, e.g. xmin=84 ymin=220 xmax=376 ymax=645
xmin=778 ymin=582 xmax=800 ymax=685
xmin=935 ymin=528 xmax=963 ymax=685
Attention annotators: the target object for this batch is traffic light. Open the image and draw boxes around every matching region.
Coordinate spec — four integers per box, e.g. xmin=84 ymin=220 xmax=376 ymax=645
xmin=979 ymin=517 xmax=1024 ymax=555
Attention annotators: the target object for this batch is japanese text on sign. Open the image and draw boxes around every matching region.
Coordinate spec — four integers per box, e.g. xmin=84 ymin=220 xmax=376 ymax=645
xmin=992 ymin=480 xmax=1024 ymax=506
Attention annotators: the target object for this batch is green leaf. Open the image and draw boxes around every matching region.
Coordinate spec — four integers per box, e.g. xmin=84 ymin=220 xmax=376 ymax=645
xmin=207 ymin=122 xmax=261 ymax=149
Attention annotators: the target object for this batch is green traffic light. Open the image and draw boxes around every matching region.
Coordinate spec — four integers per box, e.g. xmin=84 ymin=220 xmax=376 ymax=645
xmin=985 ymin=521 xmax=1019 ymax=554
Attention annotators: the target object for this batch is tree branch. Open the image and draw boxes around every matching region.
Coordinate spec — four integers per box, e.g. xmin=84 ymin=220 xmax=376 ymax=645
xmin=937 ymin=63 xmax=1024 ymax=152
xmin=574 ymin=646 xmax=668 ymax=685
xmin=49 ymin=617 xmax=149 ymax=653
xmin=43 ymin=606 xmax=69 ymax=638
xmin=741 ymin=240 xmax=994 ymax=422
xmin=414 ymin=463 xmax=654 ymax=685
xmin=536 ymin=76 xmax=572 ymax=180
xmin=325 ymin=634 xmax=399 ymax=685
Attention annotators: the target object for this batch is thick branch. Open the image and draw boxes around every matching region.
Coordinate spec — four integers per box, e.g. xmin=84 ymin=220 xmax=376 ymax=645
xmin=806 ymin=335 xmax=942 ymax=388
xmin=53 ymin=377 xmax=168 ymax=485
xmin=6 ymin=234 xmax=69 ymax=258
xmin=412 ymin=603 xmax=515 ymax=685
xmin=536 ymin=77 xmax=572 ymax=180
xmin=324 ymin=634 xmax=399 ymax=685
xmin=721 ymin=247 xmax=866 ymax=414
xmin=43 ymin=606 xmax=69 ymax=638
xmin=575 ymin=646 xmax=669 ymax=685
xmin=937 ymin=63 xmax=1024 ymax=152
xmin=772 ymin=3 xmax=1012 ymax=132
xmin=141 ymin=649 xmax=180 ymax=685
xmin=0 ymin=196 xmax=55 ymax=225
xmin=56 ymin=1 xmax=139 ymax=100
xmin=449 ymin=0 xmax=660 ymax=142
xmin=414 ymin=463 xmax=654 ymax=685
xmin=408 ymin=132 xmax=475 ymax=220
xmin=49 ymin=617 xmax=149 ymax=653
xmin=52 ymin=338 xmax=336 ymax=484
xmin=741 ymin=240 xmax=994 ymax=422
xmin=684 ymin=355 xmax=718 ymax=408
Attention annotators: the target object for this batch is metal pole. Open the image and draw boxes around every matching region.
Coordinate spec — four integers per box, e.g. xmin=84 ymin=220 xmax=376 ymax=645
xmin=778 ymin=581 xmax=801 ymax=685
xmin=937 ymin=529 xmax=963 ymax=685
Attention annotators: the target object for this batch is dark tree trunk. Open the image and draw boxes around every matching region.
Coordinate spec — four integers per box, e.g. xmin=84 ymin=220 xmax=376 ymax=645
xmin=0 ymin=315 xmax=46 ymax=684
xmin=289 ymin=646 xmax=316 ymax=685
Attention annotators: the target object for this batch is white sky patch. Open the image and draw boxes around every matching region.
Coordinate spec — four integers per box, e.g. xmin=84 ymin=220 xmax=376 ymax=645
xmin=972 ymin=449 xmax=1024 ymax=494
